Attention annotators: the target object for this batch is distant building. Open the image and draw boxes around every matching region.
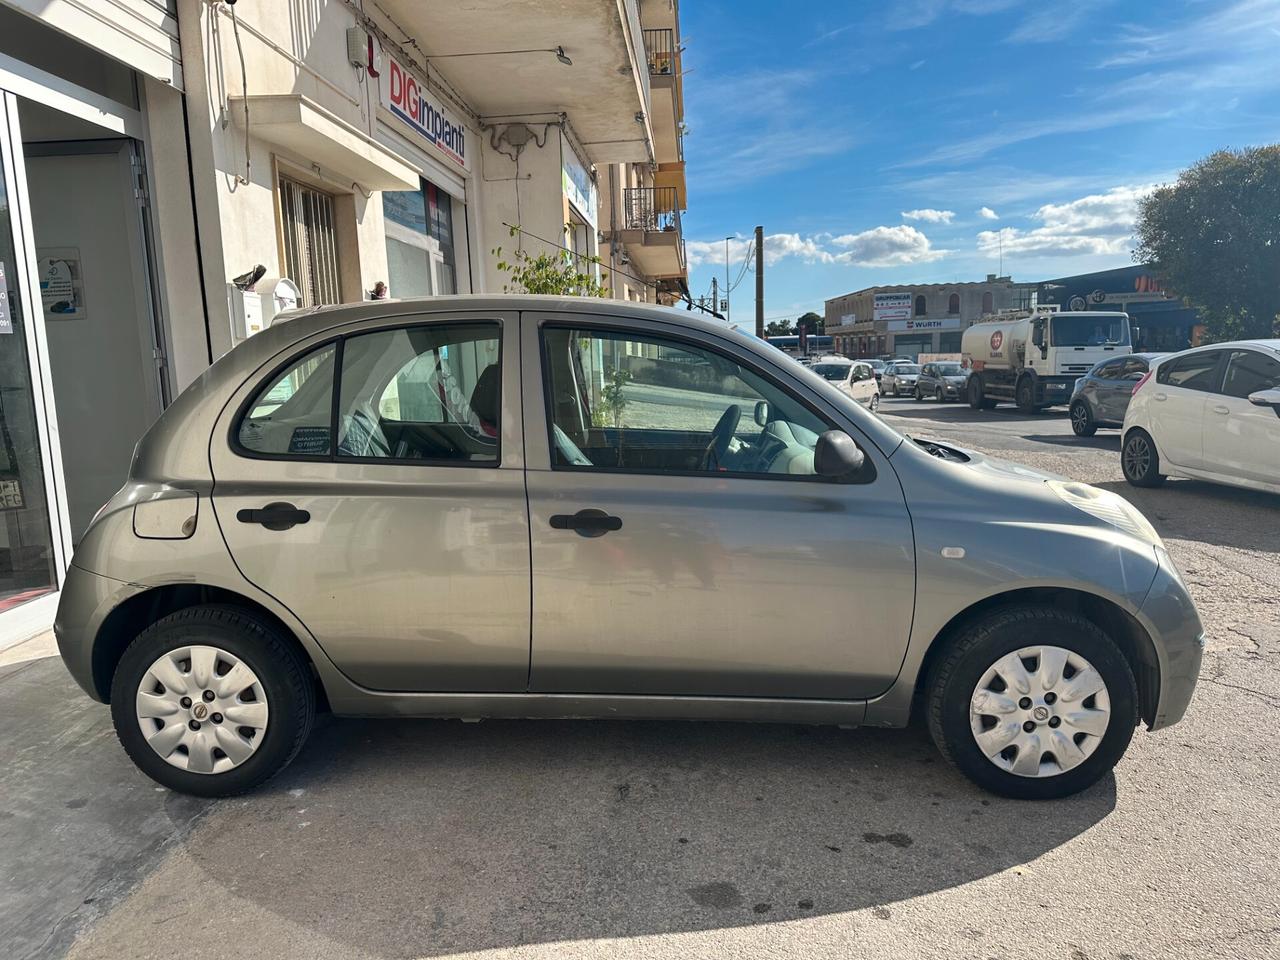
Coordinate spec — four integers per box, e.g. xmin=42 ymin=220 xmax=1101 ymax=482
xmin=824 ymin=275 xmax=1034 ymax=360
xmin=1036 ymin=265 xmax=1202 ymax=353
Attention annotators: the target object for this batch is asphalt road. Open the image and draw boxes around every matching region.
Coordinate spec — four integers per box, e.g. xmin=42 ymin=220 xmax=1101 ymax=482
xmin=3 ymin=396 xmax=1277 ymax=960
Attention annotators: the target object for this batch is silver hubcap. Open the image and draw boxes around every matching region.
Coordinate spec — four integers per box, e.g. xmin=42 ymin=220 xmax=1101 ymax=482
xmin=1072 ymin=405 xmax=1087 ymax=429
xmin=135 ymin=645 xmax=269 ymax=774
xmin=1124 ymin=436 xmax=1150 ymax=477
xmin=969 ymin=645 xmax=1111 ymax=778
xmin=870 ymin=394 xmax=879 ymax=411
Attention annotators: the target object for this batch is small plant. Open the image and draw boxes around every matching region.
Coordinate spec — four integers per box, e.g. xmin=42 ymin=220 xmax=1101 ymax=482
xmin=493 ymin=226 xmax=610 ymax=298
xmin=600 ymin=366 xmax=632 ymax=428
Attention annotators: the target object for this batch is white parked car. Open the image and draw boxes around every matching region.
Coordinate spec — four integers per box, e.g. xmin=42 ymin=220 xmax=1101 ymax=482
xmin=1122 ymin=339 xmax=1280 ymax=493
xmin=811 ymin=359 xmax=880 ymax=412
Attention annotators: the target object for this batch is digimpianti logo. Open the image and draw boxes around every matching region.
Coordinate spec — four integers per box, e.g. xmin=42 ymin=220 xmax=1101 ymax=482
xmin=384 ymin=58 xmax=466 ymax=167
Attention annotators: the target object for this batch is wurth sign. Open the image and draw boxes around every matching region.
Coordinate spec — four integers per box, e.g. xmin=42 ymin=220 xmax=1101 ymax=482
xmin=381 ymin=56 xmax=468 ymax=170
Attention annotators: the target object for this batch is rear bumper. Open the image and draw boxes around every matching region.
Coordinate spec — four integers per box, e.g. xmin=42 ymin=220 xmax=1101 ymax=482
xmin=1139 ymin=548 xmax=1204 ymax=731
xmin=54 ymin=564 xmax=143 ymax=702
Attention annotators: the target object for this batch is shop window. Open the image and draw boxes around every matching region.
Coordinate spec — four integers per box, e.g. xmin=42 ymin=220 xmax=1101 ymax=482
xmin=914 ymin=295 xmax=926 ymax=316
xmin=948 ymin=293 xmax=960 ymax=315
xmin=382 ymin=177 xmax=458 ymax=299
xmin=279 ymin=176 xmax=341 ymax=307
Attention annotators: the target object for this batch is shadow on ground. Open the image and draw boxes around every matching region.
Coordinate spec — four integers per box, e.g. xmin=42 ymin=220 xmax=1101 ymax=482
xmin=1097 ymin=477 xmax=1280 ymax=553
xmin=178 ymin=715 xmax=1115 ymax=957
xmin=877 ymin=400 xmax=1055 ymax=427
xmin=1022 ymin=433 xmax=1121 ymax=452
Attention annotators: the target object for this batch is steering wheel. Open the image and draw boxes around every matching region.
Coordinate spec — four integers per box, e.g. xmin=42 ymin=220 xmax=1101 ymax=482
xmin=700 ymin=404 xmax=742 ymax=470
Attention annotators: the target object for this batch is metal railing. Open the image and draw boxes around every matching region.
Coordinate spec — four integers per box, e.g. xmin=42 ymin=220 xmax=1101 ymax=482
xmin=643 ymin=28 xmax=676 ymax=76
xmin=623 ymin=187 xmax=681 ymax=233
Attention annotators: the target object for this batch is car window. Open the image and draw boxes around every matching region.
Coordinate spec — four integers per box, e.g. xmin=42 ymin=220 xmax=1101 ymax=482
xmin=336 ymin=323 xmax=500 ymax=463
xmin=812 ymin=362 xmax=852 ymax=381
xmin=238 ymin=344 xmax=337 ymax=456
xmin=937 ymin=363 xmax=963 ymax=376
xmin=1093 ymin=359 xmax=1123 ymax=380
xmin=1119 ymin=357 xmax=1148 ymax=379
xmin=1222 ymin=349 xmax=1280 ymax=399
xmin=1157 ymin=350 xmax=1223 ymax=392
xmin=542 ymin=326 xmax=838 ymax=478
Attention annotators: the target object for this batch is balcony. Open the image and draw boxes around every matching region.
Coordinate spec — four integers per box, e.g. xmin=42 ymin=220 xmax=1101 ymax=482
xmin=619 ymin=186 xmax=685 ymax=278
xmin=643 ymin=27 xmax=684 ymax=165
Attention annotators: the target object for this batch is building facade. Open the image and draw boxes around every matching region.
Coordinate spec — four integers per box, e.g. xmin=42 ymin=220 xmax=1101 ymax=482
xmin=1037 ymin=265 xmax=1202 ymax=353
xmin=0 ymin=0 xmax=688 ymax=647
xmin=825 ymin=276 xmax=1033 ymax=360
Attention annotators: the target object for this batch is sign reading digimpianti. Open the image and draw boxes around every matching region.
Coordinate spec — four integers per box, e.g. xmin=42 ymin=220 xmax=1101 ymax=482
xmin=380 ymin=56 xmax=469 ymax=171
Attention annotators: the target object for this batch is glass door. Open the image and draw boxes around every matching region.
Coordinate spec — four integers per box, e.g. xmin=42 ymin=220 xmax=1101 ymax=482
xmin=0 ymin=90 xmax=69 ymax=635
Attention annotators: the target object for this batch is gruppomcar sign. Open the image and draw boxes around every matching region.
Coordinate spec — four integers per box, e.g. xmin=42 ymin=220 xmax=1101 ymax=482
xmin=381 ymin=55 xmax=468 ymax=171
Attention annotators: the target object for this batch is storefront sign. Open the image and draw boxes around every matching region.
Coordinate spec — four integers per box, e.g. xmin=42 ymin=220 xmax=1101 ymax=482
xmin=0 ymin=477 xmax=24 ymax=510
xmin=381 ymin=56 xmax=468 ymax=171
xmin=873 ymin=292 xmax=912 ymax=322
xmin=887 ymin=317 xmax=960 ymax=332
xmin=0 ymin=262 xmax=11 ymax=334
xmin=562 ymin=148 xmax=597 ymax=228
xmin=37 ymin=248 xmax=87 ymax=320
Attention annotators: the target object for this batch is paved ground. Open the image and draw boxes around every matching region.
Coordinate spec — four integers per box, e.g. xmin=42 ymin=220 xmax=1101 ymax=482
xmin=3 ymin=396 xmax=1278 ymax=960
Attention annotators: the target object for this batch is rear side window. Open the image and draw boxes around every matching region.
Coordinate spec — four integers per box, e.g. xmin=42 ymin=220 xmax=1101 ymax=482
xmin=1157 ymin=351 xmax=1223 ymax=392
xmin=238 ymin=344 xmax=337 ymax=456
xmin=1221 ymin=350 xmax=1280 ymax=399
xmin=1093 ymin=359 xmax=1124 ymax=380
xmin=337 ymin=324 xmax=500 ymax=463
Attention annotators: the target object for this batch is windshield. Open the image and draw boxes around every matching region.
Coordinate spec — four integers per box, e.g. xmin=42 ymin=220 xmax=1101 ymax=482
xmin=866 ymin=359 xmax=886 ymax=371
xmin=1052 ymin=316 xmax=1130 ymax=347
xmin=894 ymin=364 xmax=920 ymax=374
xmin=937 ymin=363 xmax=963 ymax=376
xmin=812 ymin=363 xmax=852 ymax=381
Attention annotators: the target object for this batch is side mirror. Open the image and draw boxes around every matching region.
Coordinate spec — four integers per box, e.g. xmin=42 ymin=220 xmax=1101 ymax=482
xmin=753 ymin=400 xmax=770 ymax=427
xmin=1031 ymin=324 xmax=1044 ymax=348
xmin=1247 ymin=388 xmax=1280 ymax=411
xmin=814 ymin=431 xmax=867 ymax=482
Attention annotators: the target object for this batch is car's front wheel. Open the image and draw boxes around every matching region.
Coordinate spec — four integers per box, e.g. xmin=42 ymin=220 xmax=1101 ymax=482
xmin=110 ymin=605 xmax=316 ymax=797
xmin=936 ymin=387 xmax=945 ymax=403
xmin=927 ymin=607 xmax=1138 ymax=799
xmin=1070 ymin=400 xmax=1097 ymax=436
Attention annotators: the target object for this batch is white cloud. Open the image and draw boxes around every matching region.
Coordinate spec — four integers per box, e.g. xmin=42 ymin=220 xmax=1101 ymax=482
xmin=830 ymin=225 xmax=948 ymax=267
xmin=901 ymin=208 xmax=955 ymax=223
xmin=688 ymin=226 xmax=948 ymax=269
xmin=978 ymin=206 xmax=999 ymax=220
xmin=976 ymin=185 xmax=1154 ymax=259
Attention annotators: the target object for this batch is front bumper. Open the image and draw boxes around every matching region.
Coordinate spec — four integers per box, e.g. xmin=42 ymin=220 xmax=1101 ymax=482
xmin=1139 ymin=547 xmax=1204 ymax=730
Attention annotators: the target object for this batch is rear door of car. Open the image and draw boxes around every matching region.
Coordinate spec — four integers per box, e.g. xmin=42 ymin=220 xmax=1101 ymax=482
xmin=1150 ymin=349 xmax=1227 ymax=468
xmin=210 ymin=310 xmax=531 ymax=692
xmin=1203 ymin=348 xmax=1280 ymax=485
xmin=1093 ymin=357 xmax=1130 ymax=422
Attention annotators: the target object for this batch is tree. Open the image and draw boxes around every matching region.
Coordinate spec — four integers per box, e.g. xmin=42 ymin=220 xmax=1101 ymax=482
xmin=1134 ymin=146 xmax=1280 ymax=342
xmin=764 ymin=319 xmax=793 ymax=337
xmin=795 ymin=311 xmax=825 ymax=335
xmin=493 ymin=226 xmax=610 ymax=298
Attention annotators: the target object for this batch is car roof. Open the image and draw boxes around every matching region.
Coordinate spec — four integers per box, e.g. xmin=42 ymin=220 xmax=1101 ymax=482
xmin=1155 ymin=339 xmax=1280 ymax=360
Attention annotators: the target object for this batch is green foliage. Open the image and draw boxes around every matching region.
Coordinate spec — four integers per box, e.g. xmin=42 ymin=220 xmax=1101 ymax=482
xmin=599 ymin=366 xmax=632 ymax=428
xmin=1134 ymin=145 xmax=1280 ymax=342
xmin=795 ymin=311 xmax=825 ymax=335
xmin=764 ymin=319 xmax=794 ymax=337
xmin=492 ymin=225 xmax=610 ymax=298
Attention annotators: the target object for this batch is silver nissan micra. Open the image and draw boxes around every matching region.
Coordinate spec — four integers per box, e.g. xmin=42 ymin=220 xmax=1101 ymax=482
xmin=55 ymin=296 xmax=1203 ymax=800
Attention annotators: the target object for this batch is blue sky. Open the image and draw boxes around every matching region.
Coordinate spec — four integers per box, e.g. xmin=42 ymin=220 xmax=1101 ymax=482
xmin=679 ymin=0 xmax=1280 ymax=328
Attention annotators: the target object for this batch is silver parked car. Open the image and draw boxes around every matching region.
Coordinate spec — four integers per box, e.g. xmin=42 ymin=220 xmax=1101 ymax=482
xmin=915 ymin=361 xmax=969 ymax=402
xmin=882 ymin=361 xmax=921 ymax=397
xmin=1069 ymin=353 xmax=1167 ymax=436
xmin=55 ymin=297 xmax=1202 ymax=800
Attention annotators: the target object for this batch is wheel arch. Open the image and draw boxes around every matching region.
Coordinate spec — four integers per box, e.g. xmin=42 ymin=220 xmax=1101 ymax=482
xmin=91 ymin=584 xmax=325 ymax=708
xmin=912 ymin=586 xmax=1161 ymax=726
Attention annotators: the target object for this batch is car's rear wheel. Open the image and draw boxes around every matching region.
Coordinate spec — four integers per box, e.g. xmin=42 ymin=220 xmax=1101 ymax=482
xmin=927 ymin=607 xmax=1137 ymax=799
xmin=110 ymin=605 xmax=315 ymax=797
xmin=1122 ymin=429 xmax=1166 ymax=487
xmin=1070 ymin=400 xmax=1097 ymax=436
xmin=869 ymin=393 xmax=880 ymax=412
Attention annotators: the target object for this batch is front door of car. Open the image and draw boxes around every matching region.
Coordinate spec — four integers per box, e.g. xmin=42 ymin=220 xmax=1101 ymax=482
xmin=1150 ymin=350 xmax=1226 ymax=468
xmin=850 ymin=364 xmax=876 ymax=404
xmin=522 ymin=314 xmax=916 ymax=700
xmin=1203 ymin=348 xmax=1280 ymax=485
xmin=210 ymin=312 xmax=531 ymax=691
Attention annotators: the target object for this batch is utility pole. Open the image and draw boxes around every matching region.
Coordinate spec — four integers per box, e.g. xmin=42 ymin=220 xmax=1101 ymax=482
xmin=723 ymin=236 xmax=732 ymax=324
xmin=711 ymin=276 xmax=719 ymax=320
xmin=754 ymin=225 xmax=764 ymax=339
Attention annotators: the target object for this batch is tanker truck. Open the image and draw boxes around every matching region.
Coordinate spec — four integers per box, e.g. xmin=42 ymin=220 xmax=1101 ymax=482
xmin=961 ymin=309 xmax=1133 ymax=412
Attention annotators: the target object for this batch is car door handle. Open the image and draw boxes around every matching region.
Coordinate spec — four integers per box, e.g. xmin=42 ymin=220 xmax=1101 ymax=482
xmin=236 ymin=502 xmax=311 ymax=531
xmin=550 ymin=509 xmax=622 ymax=538
xmin=1212 ymin=404 xmax=1230 ymax=415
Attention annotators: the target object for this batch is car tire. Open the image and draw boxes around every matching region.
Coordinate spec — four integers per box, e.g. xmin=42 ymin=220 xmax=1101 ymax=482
xmin=1016 ymin=378 xmax=1038 ymax=414
xmin=893 ymin=383 xmax=900 ymax=397
xmin=1121 ymin=429 xmax=1166 ymax=488
xmin=914 ymin=387 xmax=922 ymax=401
xmin=936 ymin=387 xmax=945 ymax=403
xmin=967 ymin=374 xmax=990 ymax=410
xmin=927 ymin=606 xmax=1138 ymax=800
xmin=869 ymin=393 xmax=880 ymax=412
xmin=1070 ymin=400 xmax=1098 ymax=437
xmin=110 ymin=604 xmax=316 ymax=798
